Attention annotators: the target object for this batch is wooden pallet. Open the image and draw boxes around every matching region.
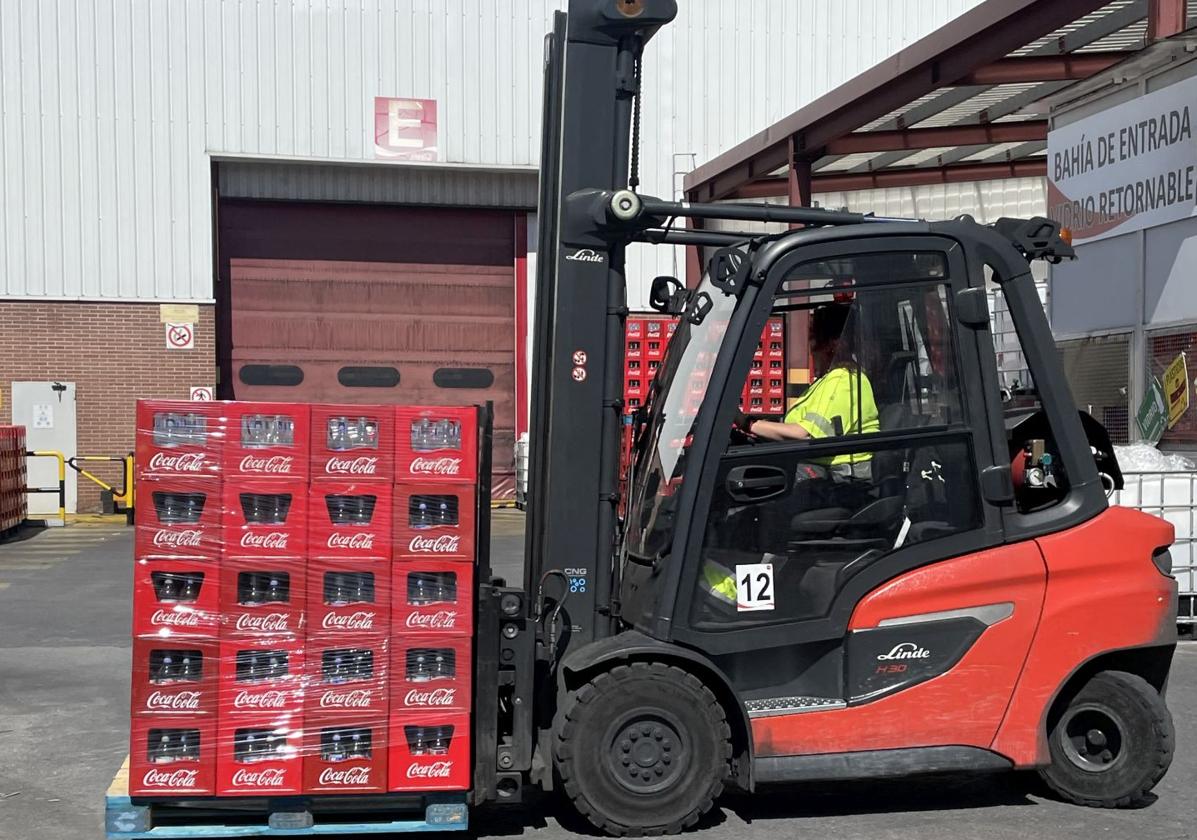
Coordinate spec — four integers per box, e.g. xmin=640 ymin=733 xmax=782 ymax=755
xmin=106 ymin=758 xmax=469 ymax=838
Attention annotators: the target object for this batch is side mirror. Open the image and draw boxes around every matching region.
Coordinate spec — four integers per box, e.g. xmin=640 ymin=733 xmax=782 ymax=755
xmin=648 ymin=275 xmax=688 ymax=315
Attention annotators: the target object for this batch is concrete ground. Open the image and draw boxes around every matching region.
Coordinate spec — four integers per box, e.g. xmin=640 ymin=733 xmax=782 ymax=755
xmin=0 ymin=513 xmax=1193 ymax=840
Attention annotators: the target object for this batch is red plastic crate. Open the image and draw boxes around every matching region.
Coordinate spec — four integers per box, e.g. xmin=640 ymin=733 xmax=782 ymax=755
xmin=133 ymin=557 xmax=221 ymax=640
xmin=220 ymin=557 xmax=307 ymax=637
xmin=221 ymin=479 xmax=308 ymax=558
xmin=391 ymin=560 xmax=474 ymax=637
xmin=135 ymin=477 xmax=222 ymax=559
xmin=390 ymin=635 xmax=471 ymax=712
xmin=129 ymin=715 xmax=217 ymax=796
xmin=387 ymin=711 xmax=470 ymax=791
xmin=302 ymin=713 xmax=388 ymax=794
xmin=223 ymin=402 xmax=311 ymax=481
xmin=130 ymin=638 xmax=219 ymax=715
xmin=309 ymin=481 xmax=392 ymax=560
xmin=310 ymin=405 xmax=395 ymax=482
xmin=217 ymin=635 xmax=306 ymax=716
xmin=394 ymin=406 xmax=477 ymax=484
xmin=136 ymin=401 xmax=225 ymax=479
xmin=392 ymin=482 xmax=475 ymax=561
xmin=307 ymin=559 xmax=391 ymax=636
xmin=304 ymin=633 xmax=389 ymax=716
xmin=216 ymin=714 xmax=304 ymax=796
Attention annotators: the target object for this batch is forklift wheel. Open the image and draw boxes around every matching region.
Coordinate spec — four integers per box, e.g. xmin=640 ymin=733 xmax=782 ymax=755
xmin=554 ymin=661 xmax=731 ymax=836
xmin=1039 ymin=670 xmax=1174 ymax=808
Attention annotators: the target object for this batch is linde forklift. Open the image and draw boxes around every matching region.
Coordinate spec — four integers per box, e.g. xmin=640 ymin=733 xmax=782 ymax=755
xmin=470 ymin=1 xmax=1179 ymax=835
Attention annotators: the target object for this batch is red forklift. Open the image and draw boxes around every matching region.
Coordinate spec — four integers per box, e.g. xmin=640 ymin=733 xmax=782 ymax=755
xmin=468 ymin=0 xmax=1179 ymax=835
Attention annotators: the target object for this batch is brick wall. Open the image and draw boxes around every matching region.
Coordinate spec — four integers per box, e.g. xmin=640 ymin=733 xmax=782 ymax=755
xmin=0 ymin=301 xmax=216 ymax=512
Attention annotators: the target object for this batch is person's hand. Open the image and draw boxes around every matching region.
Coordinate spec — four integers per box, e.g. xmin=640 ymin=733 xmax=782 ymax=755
xmin=732 ymin=409 xmax=754 ymax=433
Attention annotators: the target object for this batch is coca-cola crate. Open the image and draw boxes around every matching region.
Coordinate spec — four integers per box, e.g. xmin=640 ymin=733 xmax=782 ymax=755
xmin=307 ymin=558 xmax=391 ymax=636
xmin=389 ymin=635 xmax=471 ymax=713
xmin=394 ymin=406 xmax=477 ymax=484
xmin=223 ymin=402 xmax=311 ymax=481
xmin=392 ymin=483 xmax=475 ymax=561
xmin=391 ymin=560 xmax=474 ymax=637
xmin=387 ymin=711 xmax=470 ymax=791
xmin=311 ymin=405 xmax=395 ymax=482
xmin=216 ymin=715 xmax=304 ymax=796
xmin=221 ymin=479 xmax=308 ymax=558
xmin=302 ymin=713 xmax=388 ymax=794
xmin=133 ymin=557 xmax=221 ymax=639
xmin=131 ymin=638 xmax=219 ymax=716
xmin=304 ymin=633 xmax=389 ymax=716
xmin=217 ymin=635 xmax=305 ymax=717
xmin=135 ymin=477 xmax=222 ymax=559
xmin=220 ymin=557 xmax=307 ymax=638
xmin=129 ymin=714 xmax=217 ymax=796
xmin=136 ymin=400 xmax=225 ymax=479
xmin=309 ymin=481 xmax=392 ymax=560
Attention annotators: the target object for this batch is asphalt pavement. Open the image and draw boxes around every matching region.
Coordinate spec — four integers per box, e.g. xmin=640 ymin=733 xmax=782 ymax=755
xmin=0 ymin=514 xmax=1193 ymax=840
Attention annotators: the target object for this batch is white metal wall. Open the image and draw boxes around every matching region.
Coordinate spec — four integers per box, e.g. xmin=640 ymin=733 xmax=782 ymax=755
xmin=0 ymin=0 xmax=984 ymax=304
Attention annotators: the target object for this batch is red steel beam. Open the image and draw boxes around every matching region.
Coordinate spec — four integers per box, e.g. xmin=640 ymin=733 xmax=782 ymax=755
xmin=732 ymin=159 xmax=1048 ymax=198
xmin=1148 ymin=0 xmax=1187 ymax=41
xmin=957 ymin=52 xmax=1125 ymax=85
xmin=828 ymin=121 xmax=1046 ymax=154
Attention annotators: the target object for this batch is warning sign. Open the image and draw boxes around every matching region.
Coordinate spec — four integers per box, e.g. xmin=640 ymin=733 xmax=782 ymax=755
xmin=189 ymin=386 xmax=214 ymax=402
xmin=165 ymin=323 xmax=194 ymax=350
xmin=1163 ymin=352 xmax=1189 ymax=429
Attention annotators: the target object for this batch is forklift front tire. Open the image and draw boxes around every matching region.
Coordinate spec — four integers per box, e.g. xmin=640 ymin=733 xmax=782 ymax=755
xmin=554 ymin=661 xmax=732 ymax=836
xmin=1039 ymin=670 xmax=1174 ymax=808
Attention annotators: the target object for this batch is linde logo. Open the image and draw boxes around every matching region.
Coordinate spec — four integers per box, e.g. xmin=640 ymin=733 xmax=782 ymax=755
xmin=146 ymin=691 xmax=202 ymax=711
xmin=142 ymin=768 xmax=199 ymax=788
xmin=321 ymin=611 xmax=375 ymax=631
xmin=408 ymin=534 xmax=461 ymax=554
xmin=319 ymin=767 xmax=372 ymax=786
xmin=153 ymin=529 xmax=203 ymax=548
xmin=327 ymin=532 xmax=375 ymax=550
xmin=404 ymin=687 xmax=456 ymax=707
xmin=409 ymin=457 xmax=462 ymax=476
xmin=234 ymin=690 xmax=288 ymax=710
xmin=405 ymin=610 xmax=457 ymax=630
xmin=148 ymin=452 xmax=206 ymax=473
xmin=238 ymin=454 xmax=294 ymax=474
xmin=565 ymin=248 xmax=604 ymax=263
xmin=231 ymin=768 xmax=287 ymax=788
xmin=407 ymin=761 xmax=453 ymax=779
xmin=151 ymin=609 xmax=200 ymax=628
xmin=319 ymin=689 xmax=374 ymax=709
xmin=234 ymin=613 xmax=290 ymax=633
xmin=325 ymin=456 xmax=379 ymax=476
xmin=239 ymin=531 xmax=290 ymax=550
xmin=876 ymin=642 xmax=932 ymax=662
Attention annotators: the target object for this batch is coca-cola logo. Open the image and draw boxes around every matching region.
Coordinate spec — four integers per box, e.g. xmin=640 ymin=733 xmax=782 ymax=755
xmin=405 ymin=610 xmax=457 ymax=630
xmin=142 ymin=768 xmax=199 ymax=788
xmin=231 ymin=767 xmax=287 ymax=788
xmin=239 ymin=531 xmax=290 ymax=549
xmin=146 ymin=690 xmax=202 ymax=711
xmin=407 ymin=761 xmax=453 ymax=779
xmin=321 ymin=611 xmax=375 ymax=631
xmin=233 ymin=690 xmax=287 ymax=710
xmin=318 ymin=766 xmax=372 ymax=786
xmin=325 ymin=456 xmax=379 ymax=476
xmin=408 ymin=534 xmax=461 ymax=554
xmin=234 ymin=613 xmax=291 ymax=633
xmin=327 ymin=532 xmax=375 ymax=550
xmin=319 ymin=689 xmax=374 ymax=709
xmin=409 ymin=457 xmax=462 ymax=476
xmin=151 ymin=609 xmax=200 ymax=627
xmin=152 ymin=529 xmax=202 ymax=548
xmin=404 ymin=687 xmax=456 ymax=707
xmin=238 ymin=454 xmax=294 ymax=474
xmin=148 ymin=452 xmax=206 ymax=473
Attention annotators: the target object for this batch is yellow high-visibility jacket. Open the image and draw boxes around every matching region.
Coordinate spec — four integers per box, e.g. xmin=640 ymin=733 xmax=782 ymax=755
xmin=782 ymin=366 xmax=879 ymax=465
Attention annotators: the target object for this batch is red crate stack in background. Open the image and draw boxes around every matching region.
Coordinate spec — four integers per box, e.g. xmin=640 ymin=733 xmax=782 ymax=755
xmin=0 ymin=426 xmax=27 ymax=535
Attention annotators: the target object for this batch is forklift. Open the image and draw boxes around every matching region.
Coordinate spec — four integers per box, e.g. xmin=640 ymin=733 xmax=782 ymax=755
xmin=470 ymin=1 xmax=1179 ymax=835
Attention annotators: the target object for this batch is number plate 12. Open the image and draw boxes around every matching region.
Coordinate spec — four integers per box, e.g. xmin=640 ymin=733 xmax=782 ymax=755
xmin=735 ymin=563 xmax=774 ymax=612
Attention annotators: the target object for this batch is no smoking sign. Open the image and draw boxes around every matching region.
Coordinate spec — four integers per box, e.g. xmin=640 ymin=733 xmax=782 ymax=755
xmin=165 ymin=323 xmax=194 ymax=350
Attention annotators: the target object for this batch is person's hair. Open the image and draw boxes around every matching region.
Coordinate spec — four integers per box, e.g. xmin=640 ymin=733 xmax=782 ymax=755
xmin=811 ymin=302 xmax=861 ymax=371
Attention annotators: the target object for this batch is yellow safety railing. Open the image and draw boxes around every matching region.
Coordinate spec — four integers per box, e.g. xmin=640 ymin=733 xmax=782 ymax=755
xmin=24 ymin=449 xmax=67 ymax=526
xmin=68 ymin=454 xmax=135 ymax=520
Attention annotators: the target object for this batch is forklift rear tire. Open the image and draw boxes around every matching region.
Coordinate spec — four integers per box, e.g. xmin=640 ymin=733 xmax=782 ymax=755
xmin=554 ymin=661 xmax=732 ymax=836
xmin=1039 ymin=670 xmax=1174 ymax=808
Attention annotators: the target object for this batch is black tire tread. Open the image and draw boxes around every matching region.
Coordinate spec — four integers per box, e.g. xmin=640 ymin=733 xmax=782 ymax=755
xmin=554 ymin=661 xmax=732 ymax=837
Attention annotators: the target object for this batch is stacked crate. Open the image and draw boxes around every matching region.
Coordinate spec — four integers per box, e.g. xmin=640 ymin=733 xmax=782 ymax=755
xmin=0 ymin=425 xmax=27 ymax=535
xmin=130 ymin=401 xmax=226 ymax=796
